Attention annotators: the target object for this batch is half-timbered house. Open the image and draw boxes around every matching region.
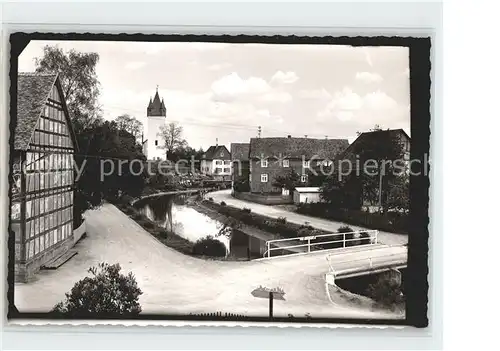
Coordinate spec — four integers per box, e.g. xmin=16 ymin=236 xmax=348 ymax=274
xmin=11 ymin=73 xmax=79 ymax=282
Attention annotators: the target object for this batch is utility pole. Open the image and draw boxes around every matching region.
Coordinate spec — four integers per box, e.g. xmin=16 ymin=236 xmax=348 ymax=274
xmin=269 ymin=292 xmax=274 ymax=319
xmin=378 ymin=163 xmax=384 ymax=210
xmin=258 ymin=126 xmax=261 ymax=138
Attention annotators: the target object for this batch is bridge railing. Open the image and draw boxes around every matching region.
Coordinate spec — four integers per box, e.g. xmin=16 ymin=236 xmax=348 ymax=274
xmin=326 ymin=249 xmax=407 ymax=277
xmin=263 ymin=230 xmax=378 ymax=258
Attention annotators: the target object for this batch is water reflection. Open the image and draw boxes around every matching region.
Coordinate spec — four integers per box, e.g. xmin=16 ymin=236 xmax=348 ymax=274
xmin=135 ymin=195 xmax=230 ymax=251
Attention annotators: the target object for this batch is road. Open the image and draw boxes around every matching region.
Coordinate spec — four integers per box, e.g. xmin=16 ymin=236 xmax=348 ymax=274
xmin=15 ymin=203 xmax=403 ymax=320
xmin=209 ymin=190 xmax=408 ymax=246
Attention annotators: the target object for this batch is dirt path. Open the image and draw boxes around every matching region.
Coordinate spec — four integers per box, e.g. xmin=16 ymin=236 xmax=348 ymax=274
xmin=15 ymin=203 xmax=403 ymax=320
xmin=209 ymin=190 xmax=408 ymax=246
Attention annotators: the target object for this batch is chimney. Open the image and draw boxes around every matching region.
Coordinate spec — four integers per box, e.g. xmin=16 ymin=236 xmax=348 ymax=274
xmin=287 ymin=135 xmax=291 ymax=138
xmin=304 ymin=135 xmax=308 ymax=138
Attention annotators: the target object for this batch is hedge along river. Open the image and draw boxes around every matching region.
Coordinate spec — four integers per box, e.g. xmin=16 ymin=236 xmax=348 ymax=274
xmin=133 ymin=193 xmax=276 ymax=259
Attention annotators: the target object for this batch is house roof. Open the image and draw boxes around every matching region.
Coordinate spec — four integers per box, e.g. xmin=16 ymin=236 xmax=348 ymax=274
xmin=334 ymin=128 xmax=410 ymax=162
xmin=294 ymin=187 xmax=321 ymax=193
xmin=202 ymin=145 xmax=230 ymax=160
xmin=249 ymin=137 xmax=349 ymax=160
xmin=15 ymin=72 xmax=79 ymax=153
xmin=230 ymin=143 xmax=250 ymax=161
xmin=15 ymin=73 xmax=59 ymax=151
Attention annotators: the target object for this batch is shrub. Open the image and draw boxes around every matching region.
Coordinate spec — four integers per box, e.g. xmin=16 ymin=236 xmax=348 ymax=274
xmin=366 ymin=274 xmax=405 ymax=309
xmin=277 ymin=216 xmax=287 ymax=224
xmin=220 ymin=201 xmax=227 ymax=206
xmin=208 ymin=197 xmax=214 ymax=202
xmin=52 ymin=263 xmax=142 ymax=317
xmin=192 ymin=236 xmax=227 ymax=257
xmin=140 ymin=220 xmax=155 ymax=229
xmin=242 ymin=207 xmax=251 ymax=213
xmin=337 ymin=226 xmax=355 ymax=247
xmin=359 ymin=231 xmax=372 ymax=245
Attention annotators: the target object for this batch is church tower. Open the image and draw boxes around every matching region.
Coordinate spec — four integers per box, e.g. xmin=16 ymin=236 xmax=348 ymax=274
xmin=143 ymin=87 xmax=166 ymax=160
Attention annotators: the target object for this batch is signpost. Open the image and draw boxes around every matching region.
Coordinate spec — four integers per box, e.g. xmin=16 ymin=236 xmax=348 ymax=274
xmin=251 ymin=286 xmax=285 ymax=319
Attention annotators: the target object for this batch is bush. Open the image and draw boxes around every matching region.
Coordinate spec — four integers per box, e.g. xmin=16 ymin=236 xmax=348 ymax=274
xmin=192 ymin=236 xmax=227 ymax=257
xmin=359 ymin=231 xmax=372 ymax=245
xmin=208 ymin=197 xmax=214 ymax=202
xmin=277 ymin=216 xmax=287 ymax=224
xmin=295 ymin=203 xmax=409 ymax=234
xmin=337 ymin=226 xmax=355 ymax=247
xmin=220 ymin=201 xmax=227 ymax=206
xmin=52 ymin=263 xmax=142 ymax=317
xmin=366 ymin=274 xmax=405 ymax=309
xmin=242 ymin=207 xmax=251 ymax=213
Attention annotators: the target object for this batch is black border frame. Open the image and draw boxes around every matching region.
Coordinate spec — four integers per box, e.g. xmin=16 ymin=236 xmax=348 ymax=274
xmin=7 ymin=32 xmax=430 ymax=328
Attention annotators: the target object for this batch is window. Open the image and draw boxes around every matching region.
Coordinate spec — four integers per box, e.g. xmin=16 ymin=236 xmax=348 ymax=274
xmin=261 ymin=174 xmax=268 ymax=182
xmin=224 ymin=160 xmax=230 ymax=165
xmin=282 ymin=159 xmax=289 ymax=167
xmin=303 ymin=160 xmax=310 ymax=168
xmin=261 ymin=159 xmax=268 ymax=168
xmin=301 ymin=174 xmax=308 ymax=183
xmin=224 ymin=168 xmax=230 ymax=173
xmin=215 ymin=160 xmax=222 ymax=165
xmin=155 ymin=140 xmax=158 ymax=146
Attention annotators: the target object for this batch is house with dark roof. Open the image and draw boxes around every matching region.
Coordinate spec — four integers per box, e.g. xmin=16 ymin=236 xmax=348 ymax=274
xmin=230 ymin=143 xmax=250 ymax=192
xmin=334 ymin=128 xmax=411 ymax=212
xmin=248 ymin=136 xmax=349 ymax=194
xmin=10 ymin=72 xmax=80 ymax=282
xmin=200 ymin=143 xmax=231 ymax=181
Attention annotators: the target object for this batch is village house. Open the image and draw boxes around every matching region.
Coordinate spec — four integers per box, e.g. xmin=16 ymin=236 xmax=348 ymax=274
xmin=334 ymin=128 xmax=411 ymax=212
xmin=11 ymin=73 xmax=82 ymax=282
xmin=200 ymin=143 xmax=232 ymax=181
xmin=230 ymin=143 xmax=250 ymax=192
xmin=248 ymin=136 xmax=349 ymax=195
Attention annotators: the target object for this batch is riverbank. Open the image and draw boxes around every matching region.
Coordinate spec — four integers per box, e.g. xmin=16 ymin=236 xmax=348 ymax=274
xmin=113 ymin=195 xmax=253 ymax=261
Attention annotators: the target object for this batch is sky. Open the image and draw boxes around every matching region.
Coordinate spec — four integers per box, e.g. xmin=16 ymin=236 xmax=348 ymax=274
xmin=18 ymin=40 xmax=410 ymax=150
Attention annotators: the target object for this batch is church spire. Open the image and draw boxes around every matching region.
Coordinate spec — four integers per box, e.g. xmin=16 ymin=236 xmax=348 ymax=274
xmin=147 ymin=87 xmax=166 ymax=117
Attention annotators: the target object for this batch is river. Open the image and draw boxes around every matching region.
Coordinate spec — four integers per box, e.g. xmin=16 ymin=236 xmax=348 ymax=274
xmin=133 ymin=194 xmax=267 ymax=259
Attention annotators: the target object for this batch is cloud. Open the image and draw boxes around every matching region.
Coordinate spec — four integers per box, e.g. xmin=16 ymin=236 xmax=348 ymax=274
xmin=260 ymin=91 xmax=293 ymax=103
xmin=362 ymin=47 xmax=373 ymax=67
xmin=207 ymin=63 xmax=232 ymax=71
xmin=355 ymin=71 xmax=383 ymax=83
xmin=271 ymin=70 xmax=299 ymax=84
xmin=210 ymin=72 xmax=271 ymax=102
xmin=298 ymin=88 xmax=332 ymax=100
xmin=317 ymin=87 xmax=402 ymax=124
xmin=124 ymin=61 xmax=147 ymax=70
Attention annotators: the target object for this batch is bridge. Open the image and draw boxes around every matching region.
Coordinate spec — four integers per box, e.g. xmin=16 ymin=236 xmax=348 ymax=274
xmin=261 ymin=230 xmax=407 ymax=282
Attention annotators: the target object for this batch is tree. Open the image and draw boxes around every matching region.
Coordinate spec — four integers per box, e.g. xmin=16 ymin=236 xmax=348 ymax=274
xmin=52 ymin=263 xmax=142 ymax=317
xmin=385 ymin=173 xmax=410 ymax=213
xmin=157 ymin=122 xmax=187 ymax=160
xmin=320 ymin=172 xmax=362 ymax=210
xmin=272 ymin=168 xmax=301 ymax=192
xmin=74 ymin=121 xmax=146 ymax=213
xmin=35 ymin=45 xmax=102 ymax=131
xmin=115 ymin=114 xmax=143 ymax=142
xmin=351 ymin=130 xmax=405 ymax=209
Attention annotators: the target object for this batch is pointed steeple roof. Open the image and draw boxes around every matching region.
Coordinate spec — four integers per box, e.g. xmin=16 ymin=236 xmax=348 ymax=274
xmin=147 ymin=86 xmax=166 ymax=117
